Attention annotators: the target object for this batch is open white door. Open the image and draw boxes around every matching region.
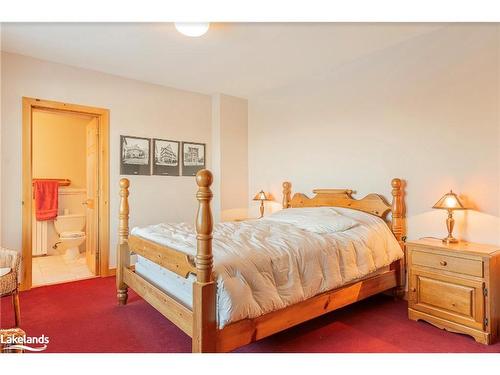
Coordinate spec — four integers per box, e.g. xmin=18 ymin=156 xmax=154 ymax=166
xmin=86 ymin=117 xmax=99 ymax=274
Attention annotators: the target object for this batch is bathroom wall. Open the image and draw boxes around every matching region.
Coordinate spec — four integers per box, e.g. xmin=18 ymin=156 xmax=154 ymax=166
xmin=32 ymin=110 xmax=90 ymax=189
xmin=31 ymin=111 xmax=91 ymax=255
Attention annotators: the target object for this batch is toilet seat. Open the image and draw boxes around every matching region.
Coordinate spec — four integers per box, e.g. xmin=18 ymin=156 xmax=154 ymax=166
xmin=60 ymin=231 xmax=85 ymax=239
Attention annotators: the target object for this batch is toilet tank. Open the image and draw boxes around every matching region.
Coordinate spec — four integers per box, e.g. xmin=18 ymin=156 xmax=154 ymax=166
xmin=54 ymin=214 xmax=86 ymax=234
xmin=58 ymin=188 xmax=87 ymax=216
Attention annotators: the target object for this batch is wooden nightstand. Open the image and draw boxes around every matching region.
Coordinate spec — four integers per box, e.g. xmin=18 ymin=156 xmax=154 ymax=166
xmin=407 ymin=238 xmax=500 ymax=344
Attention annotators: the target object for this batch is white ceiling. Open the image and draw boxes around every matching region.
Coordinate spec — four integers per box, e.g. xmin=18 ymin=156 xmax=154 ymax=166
xmin=1 ymin=23 xmax=441 ymax=98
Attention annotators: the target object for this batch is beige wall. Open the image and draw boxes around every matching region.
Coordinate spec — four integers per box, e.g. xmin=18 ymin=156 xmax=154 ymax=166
xmin=212 ymin=94 xmax=249 ymax=221
xmin=32 ymin=110 xmax=90 ymax=189
xmin=248 ymin=25 xmax=500 ymax=245
xmin=1 ymin=52 xmax=212 ymax=267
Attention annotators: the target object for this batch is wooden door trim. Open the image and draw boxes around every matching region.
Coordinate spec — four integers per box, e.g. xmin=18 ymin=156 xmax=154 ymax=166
xmin=21 ymin=97 xmax=110 ymax=291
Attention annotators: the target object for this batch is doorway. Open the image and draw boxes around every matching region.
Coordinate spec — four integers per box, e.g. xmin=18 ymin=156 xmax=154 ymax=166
xmin=22 ymin=98 xmax=110 ymax=290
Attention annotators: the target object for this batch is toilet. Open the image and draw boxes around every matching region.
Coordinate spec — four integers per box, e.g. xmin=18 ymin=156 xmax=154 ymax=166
xmin=54 ymin=214 xmax=86 ymax=261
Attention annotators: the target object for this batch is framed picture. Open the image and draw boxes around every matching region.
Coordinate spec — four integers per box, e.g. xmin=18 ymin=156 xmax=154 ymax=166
xmin=153 ymin=138 xmax=180 ymax=176
xmin=120 ymin=135 xmax=151 ymax=175
xmin=182 ymin=142 xmax=206 ymax=176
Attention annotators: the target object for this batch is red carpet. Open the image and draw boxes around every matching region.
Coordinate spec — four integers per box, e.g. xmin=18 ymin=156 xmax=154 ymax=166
xmin=1 ymin=276 xmax=499 ymax=353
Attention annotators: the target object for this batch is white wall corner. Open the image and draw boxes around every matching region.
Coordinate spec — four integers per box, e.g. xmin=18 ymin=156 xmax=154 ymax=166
xmin=211 ymin=93 xmax=249 ymax=222
xmin=211 ymin=93 xmax=222 ymax=223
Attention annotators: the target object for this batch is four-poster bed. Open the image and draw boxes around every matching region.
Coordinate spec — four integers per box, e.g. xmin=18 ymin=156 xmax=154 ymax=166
xmin=116 ymin=170 xmax=406 ymax=352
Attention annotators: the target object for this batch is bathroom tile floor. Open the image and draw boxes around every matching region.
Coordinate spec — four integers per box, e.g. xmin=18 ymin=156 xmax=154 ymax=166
xmin=32 ymin=254 xmax=95 ymax=287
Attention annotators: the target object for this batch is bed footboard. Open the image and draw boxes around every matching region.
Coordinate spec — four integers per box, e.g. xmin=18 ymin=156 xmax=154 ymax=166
xmin=116 ymin=170 xmax=217 ymax=352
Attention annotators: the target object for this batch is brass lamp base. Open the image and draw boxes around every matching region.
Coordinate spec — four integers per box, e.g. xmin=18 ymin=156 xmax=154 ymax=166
xmin=442 ymin=236 xmax=459 ymax=244
xmin=442 ymin=209 xmax=459 ymax=244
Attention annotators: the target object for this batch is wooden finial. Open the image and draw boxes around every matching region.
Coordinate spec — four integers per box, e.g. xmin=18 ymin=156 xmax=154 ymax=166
xmin=282 ymin=181 xmax=291 ymax=209
xmin=195 ymin=170 xmax=214 ymax=284
xmin=391 ymin=178 xmax=401 ymax=191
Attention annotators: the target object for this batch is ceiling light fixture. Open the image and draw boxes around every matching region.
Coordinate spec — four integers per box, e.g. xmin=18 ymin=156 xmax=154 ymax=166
xmin=174 ymin=23 xmax=210 ymax=37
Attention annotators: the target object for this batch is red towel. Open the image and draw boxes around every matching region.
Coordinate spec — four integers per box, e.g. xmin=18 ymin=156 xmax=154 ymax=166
xmin=34 ymin=180 xmax=59 ymax=221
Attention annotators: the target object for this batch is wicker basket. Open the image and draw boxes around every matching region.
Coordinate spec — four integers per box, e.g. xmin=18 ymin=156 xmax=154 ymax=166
xmin=0 ymin=248 xmax=21 ymax=297
xmin=0 ymin=248 xmax=21 ymax=327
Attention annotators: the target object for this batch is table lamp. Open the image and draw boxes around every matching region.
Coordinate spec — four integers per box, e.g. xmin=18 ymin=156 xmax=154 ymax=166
xmin=253 ymin=190 xmax=271 ymax=218
xmin=432 ymin=190 xmax=466 ymax=244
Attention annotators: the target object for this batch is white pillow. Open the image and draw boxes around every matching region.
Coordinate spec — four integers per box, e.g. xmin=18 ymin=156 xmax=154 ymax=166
xmin=264 ymin=207 xmax=357 ymax=234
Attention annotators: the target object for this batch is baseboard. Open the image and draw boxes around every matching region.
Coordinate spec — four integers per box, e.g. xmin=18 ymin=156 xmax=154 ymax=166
xmin=106 ymin=268 xmax=116 ymax=276
xmin=106 ymin=265 xmax=135 ymax=277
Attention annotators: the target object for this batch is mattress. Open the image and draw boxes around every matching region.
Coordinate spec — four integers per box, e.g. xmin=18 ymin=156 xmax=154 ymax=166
xmin=132 ymin=207 xmax=404 ymax=328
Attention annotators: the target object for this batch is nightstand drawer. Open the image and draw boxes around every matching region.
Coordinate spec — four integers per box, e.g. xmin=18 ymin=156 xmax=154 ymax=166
xmin=411 ymin=250 xmax=483 ymax=277
xmin=409 ymin=269 xmax=485 ymax=330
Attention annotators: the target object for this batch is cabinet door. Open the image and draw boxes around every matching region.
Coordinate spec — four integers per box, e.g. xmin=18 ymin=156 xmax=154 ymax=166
xmin=409 ymin=268 xmax=485 ymax=330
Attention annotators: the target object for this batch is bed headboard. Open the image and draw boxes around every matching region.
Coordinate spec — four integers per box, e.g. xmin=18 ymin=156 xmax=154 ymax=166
xmin=282 ymin=178 xmax=405 ymax=247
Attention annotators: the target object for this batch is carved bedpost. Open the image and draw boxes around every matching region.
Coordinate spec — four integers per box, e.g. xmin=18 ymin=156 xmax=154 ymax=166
xmin=117 ymin=178 xmax=130 ymax=305
xmin=192 ymin=169 xmax=216 ymax=353
xmin=282 ymin=182 xmax=291 ymax=209
xmin=391 ymin=178 xmax=406 ymax=296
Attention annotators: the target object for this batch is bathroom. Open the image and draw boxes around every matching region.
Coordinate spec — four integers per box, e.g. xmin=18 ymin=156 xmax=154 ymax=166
xmin=31 ymin=109 xmax=98 ymax=286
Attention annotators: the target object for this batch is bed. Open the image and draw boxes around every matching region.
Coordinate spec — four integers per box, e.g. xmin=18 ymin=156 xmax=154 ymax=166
xmin=116 ymin=170 xmax=406 ymax=352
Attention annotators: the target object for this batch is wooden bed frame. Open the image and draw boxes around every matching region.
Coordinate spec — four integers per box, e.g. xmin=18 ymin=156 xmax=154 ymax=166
xmin=116 ymin=170 xmax=406 ymax=352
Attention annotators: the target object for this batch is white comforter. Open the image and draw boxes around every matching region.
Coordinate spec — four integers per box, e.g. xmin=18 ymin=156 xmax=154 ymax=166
xmin=131 ymin=207 xmax=403 ymax=328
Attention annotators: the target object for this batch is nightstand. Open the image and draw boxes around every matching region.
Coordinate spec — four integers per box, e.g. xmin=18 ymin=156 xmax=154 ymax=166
xmin=407 ymin=238 xmax=500 ymax=344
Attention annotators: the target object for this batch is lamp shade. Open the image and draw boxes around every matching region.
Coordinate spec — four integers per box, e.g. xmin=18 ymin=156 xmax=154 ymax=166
xmin=253 ymin=190 xmax=270 ymax=201
xmin=432 ymin=190 xmax=465 ymax=210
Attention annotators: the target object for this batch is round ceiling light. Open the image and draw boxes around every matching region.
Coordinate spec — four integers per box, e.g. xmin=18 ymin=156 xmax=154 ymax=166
xmin=174 ymin=23 xmax=210 ymax=37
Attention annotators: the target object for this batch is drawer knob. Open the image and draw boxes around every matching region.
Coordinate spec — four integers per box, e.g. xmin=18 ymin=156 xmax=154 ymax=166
xmin=440 ymin=260 xmax=447 ymax=266
xmin=411 ymin=288 xmax=416 ymax=292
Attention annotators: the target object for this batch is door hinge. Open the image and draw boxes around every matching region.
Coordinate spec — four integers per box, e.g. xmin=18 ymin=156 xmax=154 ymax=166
xmin=484 ymin=317 xmax=488 ymax=327
xmin=484 ymin=288 xmax=488 ymax=297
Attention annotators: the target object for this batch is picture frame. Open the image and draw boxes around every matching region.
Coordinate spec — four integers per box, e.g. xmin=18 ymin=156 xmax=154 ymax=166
xmin=152 ymin=138 xmax=180 ymax=176
xmin=120 ymin=135 xmax=151 ymax=176
xmin=181 ymin=141 xmax=206 ymax=176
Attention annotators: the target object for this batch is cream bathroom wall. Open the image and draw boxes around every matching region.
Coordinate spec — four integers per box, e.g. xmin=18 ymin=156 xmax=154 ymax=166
xmin=248 ymin=25 xmax=500 ymax=245
xmin=31 ymin=111 xmax=91 ymax=254
xmin=1 ymin=52 xmax=212 ymax=267
xmin=32 ymin=111 xmax=90 ymax=189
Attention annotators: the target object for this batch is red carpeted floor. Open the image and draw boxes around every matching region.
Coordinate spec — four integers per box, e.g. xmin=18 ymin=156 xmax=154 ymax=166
xmin=1 ymin=276 xmax=499 ymax=353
